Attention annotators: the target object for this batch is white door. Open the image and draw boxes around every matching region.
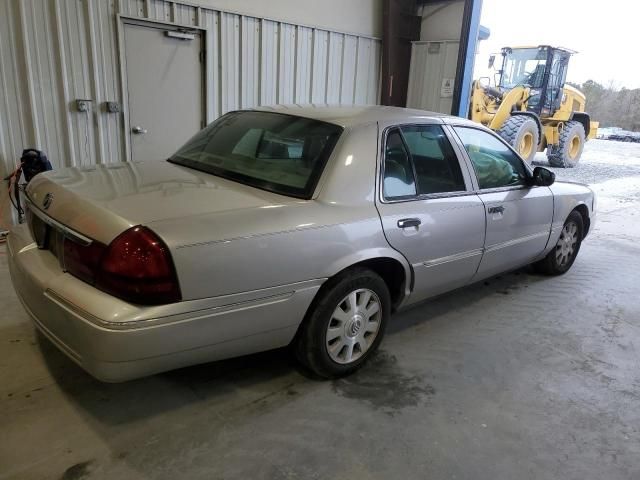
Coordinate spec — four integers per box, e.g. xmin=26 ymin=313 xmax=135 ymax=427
xmin=406 ymin=41 xmax=459 ymax=114
xmin=124 ymin=23 xmax=203 ymax=162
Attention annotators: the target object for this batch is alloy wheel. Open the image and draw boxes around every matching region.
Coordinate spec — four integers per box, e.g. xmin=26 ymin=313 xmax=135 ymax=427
xmin=556 ymin=221 xmax=579 ymax=267
xmin=326 ymin=288 xmax=382 ymax=364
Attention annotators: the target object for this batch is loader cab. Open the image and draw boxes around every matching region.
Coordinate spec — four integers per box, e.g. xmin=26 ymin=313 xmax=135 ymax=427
xmin=498 ymin=46 xmax=572 ymax=117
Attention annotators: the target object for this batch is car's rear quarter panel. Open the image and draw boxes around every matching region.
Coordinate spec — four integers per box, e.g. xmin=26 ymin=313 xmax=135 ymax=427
xmin=149 ymin=121 xmax=410 ymax=301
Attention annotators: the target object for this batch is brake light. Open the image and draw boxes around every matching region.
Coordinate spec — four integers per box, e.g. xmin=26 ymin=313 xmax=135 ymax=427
xmin=63 ymin=226 xmax=181 ymax=305
xmin=97 ymin=226 xmax=182 ymax=305
xmin=63 ymin=237 xmax=106 ymax=284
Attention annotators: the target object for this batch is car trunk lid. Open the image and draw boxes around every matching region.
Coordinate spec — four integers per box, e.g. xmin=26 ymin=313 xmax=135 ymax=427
xmin=25 ymin=160 xmax=298 ymax=246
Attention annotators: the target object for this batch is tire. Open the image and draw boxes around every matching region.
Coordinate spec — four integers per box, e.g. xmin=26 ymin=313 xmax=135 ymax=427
xmin=533 ymin=211 xmax=584 ymax=275
xmin=547 ymin=121 xmax=586 ymax=168
xmin=294 ymin=267 xmax=391 ymax=378
xmin=497 ymin=115 xmax=540 ymax=164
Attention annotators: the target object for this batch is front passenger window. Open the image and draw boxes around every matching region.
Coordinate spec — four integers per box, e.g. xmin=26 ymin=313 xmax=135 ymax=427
xmin=453 ymin=127 xmax=528 ymax=189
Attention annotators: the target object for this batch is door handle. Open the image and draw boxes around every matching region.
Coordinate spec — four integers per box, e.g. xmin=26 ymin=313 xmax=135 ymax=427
xmin=488 ymin=205 xmax=505 ymax=214
xmin=131 ymin=125 xmax=148 ymax=134
xmin=397 ymin=218 xmax=421 ymax=229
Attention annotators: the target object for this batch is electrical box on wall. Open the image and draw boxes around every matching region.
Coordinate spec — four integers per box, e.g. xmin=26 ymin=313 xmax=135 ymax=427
xmin=106 ymin=101 xmax=120 ymax=113
xmin=76 ymin=99 xmax=92 ymax=112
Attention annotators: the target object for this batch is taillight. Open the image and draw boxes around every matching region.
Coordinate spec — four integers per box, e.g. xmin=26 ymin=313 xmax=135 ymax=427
xmin=63 ymin=237 xmax=106 ymax=284
xmin=63 ymin=226 xmax=181 ymax=305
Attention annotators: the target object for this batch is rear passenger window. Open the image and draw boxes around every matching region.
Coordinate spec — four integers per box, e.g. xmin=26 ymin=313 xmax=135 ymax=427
xmin=400 ymin=125 xmax=466 ymax=195
xmin=383 ymin=129 xmax=416 ymax=199
xmin=453 ymin=127 xmax=528 ymax=189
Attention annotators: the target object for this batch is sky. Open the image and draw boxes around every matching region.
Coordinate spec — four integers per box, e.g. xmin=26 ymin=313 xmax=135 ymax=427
xmin=474 ymin=0 xmax=640 ymax=89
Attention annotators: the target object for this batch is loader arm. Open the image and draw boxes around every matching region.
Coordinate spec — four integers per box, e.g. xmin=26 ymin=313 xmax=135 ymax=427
xmin=488 ymin=86 xmax=530 ymax=130
xmin=469 ymin=82 xmax=530 ymax=131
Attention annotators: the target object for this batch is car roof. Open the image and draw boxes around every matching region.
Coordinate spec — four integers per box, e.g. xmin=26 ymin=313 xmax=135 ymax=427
xmin=253 ymin=104 xmax=472 ymax=128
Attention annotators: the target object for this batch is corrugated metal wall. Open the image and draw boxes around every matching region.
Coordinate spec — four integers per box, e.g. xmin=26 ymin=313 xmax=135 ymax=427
xmin=0 ymin=0 xmax=381 ymax=178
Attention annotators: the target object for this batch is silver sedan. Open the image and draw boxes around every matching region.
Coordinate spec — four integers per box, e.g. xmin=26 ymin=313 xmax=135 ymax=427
xmin=8 ymin=106 xmax=596 ymax=381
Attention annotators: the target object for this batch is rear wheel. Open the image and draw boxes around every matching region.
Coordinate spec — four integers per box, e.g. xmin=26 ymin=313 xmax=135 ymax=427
xmin=294 ymin=268 xmax=390 ymax=378
xmin=533 ymin=211 xmax=584 ymax=275
xmin=547 ymin=121 xmax=585 ymax=168
xmin=497 ymin=115 xmax=539 ymax=164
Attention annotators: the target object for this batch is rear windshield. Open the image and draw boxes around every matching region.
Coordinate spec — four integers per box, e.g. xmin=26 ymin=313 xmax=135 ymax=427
xmin=169 ymin=111 xmax=343 ymax=198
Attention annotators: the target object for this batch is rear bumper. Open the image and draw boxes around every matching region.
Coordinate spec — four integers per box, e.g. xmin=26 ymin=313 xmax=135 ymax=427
xmin=7 ymin=225 xmax=321 ymax=382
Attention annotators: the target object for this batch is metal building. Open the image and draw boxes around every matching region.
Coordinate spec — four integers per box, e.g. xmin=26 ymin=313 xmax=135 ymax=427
xmin=0 ymin=0 xmax=382 ymax=172
xmin=0 ymin=0 xmax=482 ymax=179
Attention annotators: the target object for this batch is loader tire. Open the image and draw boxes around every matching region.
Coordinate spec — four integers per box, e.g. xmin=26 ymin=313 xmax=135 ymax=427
xmin=497 ymin=115 xmax=539 ymax=164
xmin=547 ymin=121 xmax=585 ymax=168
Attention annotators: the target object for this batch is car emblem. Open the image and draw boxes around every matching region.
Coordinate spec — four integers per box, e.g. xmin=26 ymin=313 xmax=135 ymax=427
xmin=42 ymin=193 xmax=54 ymax=210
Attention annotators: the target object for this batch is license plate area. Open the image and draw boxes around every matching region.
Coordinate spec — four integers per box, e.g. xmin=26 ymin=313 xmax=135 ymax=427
xmin=27 ymin=209 xmax=65 ymax=265
xmin=29 ymin=210 xmax=48 ymax=248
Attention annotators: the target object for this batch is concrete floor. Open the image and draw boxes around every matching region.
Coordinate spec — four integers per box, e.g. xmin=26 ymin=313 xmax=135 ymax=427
xmin=2 ymin=140 xmax=639 ymax=480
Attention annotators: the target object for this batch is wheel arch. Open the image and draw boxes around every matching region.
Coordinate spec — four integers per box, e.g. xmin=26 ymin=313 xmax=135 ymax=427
xmin=320 ymin=252 xmax=412 ymax=313
xmin=348 ymin=257 xmax=410 ymax=311
xmin=291 ymin=254 xmax=412 ymax=348
xmin=569 ymin=112 xmax=591 ymax=137
xmin=573 ymin=203 xmax=591 ymax=238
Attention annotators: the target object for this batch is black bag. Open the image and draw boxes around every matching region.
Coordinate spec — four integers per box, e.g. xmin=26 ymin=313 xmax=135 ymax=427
xmin=20 ymin=148 xmax=52 ymax=182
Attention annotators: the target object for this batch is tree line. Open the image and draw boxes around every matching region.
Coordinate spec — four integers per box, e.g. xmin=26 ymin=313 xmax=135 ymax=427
xmin=568 ymin=80 xmax=640 ymax=131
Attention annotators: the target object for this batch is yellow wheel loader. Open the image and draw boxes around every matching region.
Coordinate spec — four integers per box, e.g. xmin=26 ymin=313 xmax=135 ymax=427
xmin=470 ymin=46 xmax=598 ymax=167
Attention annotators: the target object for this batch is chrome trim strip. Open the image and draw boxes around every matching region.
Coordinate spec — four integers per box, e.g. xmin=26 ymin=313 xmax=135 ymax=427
xmin=381 ymin=190 xmax=478 ymax=204
xmin=484 ymin=231 xmax=550 ymax=253
xmin=25 ymin=196 xmax=93 ymax=246
xmin=412 ymin=231 xmax=549 ymax=268
xmin=415 ymin=248 xmax=484 ymax=268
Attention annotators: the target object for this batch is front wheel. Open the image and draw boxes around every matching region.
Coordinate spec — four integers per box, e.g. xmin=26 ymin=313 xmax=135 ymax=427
xmin=497 ymin=115 xmax=540 ymax=164
xmin=533 ymin=211 xmax=584 ymax=275
xmin=547 ymin=121 xmax=586 ymax=168
xmin=294 ymin=268 xmax=390 ymax=378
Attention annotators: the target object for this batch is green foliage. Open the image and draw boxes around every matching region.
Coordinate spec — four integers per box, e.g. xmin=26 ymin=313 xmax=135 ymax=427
xmin=568 ymin=80 xmax=640 ymax=131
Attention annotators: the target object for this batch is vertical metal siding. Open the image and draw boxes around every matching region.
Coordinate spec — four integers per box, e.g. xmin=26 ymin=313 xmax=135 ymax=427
xmin=147 ymin=0 xmax=172 ymax=22
xmin=340 ymin=35 xmax=358 ymax=104
xmin=278 ymin=23 xmax=296 ymax=104
xmin=240 ymin=16 xmax=260 ymax=109
xmin=326 ymin=32 xmax=343 ymax=104
xmin=260 ymin=19 xmax=279 ymax=106
xmin=310 ymin=30 xmax=328 ymax=103
xmin=0 ymin=0 xmax=382 ymax=182
xmin=294 ymin=26 xmax=313 ymax=104
xmin=0 ymin=0 xmax=31 ymax=172
xmin=220 ymin=12 xmax=240 ymax=112
xmin=93 ymin=0 xmax=125 ymax=164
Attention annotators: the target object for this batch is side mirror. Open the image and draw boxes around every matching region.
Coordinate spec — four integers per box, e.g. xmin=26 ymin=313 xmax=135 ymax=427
xmin=532 ymin=166 xmax=555 ymax=186
xmin=488 ymin=55 xmax=496 ymax=69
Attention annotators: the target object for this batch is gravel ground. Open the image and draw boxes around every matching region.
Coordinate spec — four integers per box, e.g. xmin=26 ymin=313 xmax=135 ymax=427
xmin=534 ymin=139 xmax=640 ymax=185
xmin=534 ymin=139 xmax=640 ymax=211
